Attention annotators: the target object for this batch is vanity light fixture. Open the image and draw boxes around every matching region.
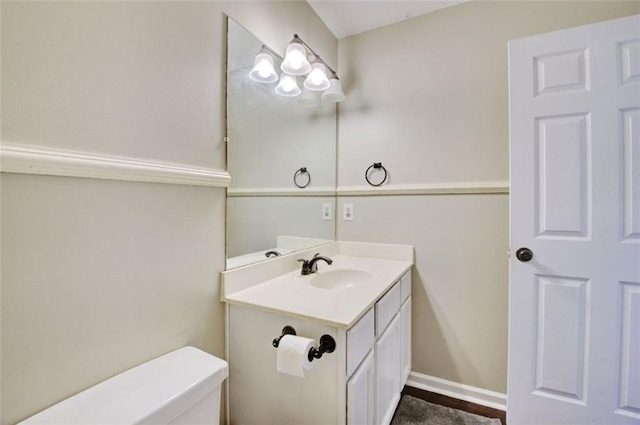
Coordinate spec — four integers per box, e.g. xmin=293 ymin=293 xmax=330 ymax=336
xmin=322 ymin=73 xmax=346 ymax=102
xmin=281 ymin=37 xmax=312 ymax=75
xmin=249 ymin=47 xmax=278 ymax=83
xmin=250 ymin=34 xmax=345 ymax=103
xmin=275 ymin=73 xmax=301 ymax=97
xmin=303 ymin=62 xmax=331 ymax=91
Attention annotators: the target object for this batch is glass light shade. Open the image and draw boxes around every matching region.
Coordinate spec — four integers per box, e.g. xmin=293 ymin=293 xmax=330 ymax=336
xmin=275 ymin=74 xmax=301 ymax=97
xmin=249 ymin=52 xmax=278 ymax=83
xmin=321 ymin=77 xmax=345 ymax=102
xmin=281 ymin=40 xmax=311 ymax=75
xmin=303 ymin=62 xmax=330 ymax=91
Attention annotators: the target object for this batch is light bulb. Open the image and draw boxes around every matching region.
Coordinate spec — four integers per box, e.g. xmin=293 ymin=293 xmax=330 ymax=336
xmin=303 ymin=62 xmax=330 ymax=91
xmin=249 ymin=51 xmax=278 ymax=83
xmin=257 ymin=63 xmax=271 ymax=78
xmin=275 ymin=74 xmax=301 ymax=97
xmin=288 ymin=54 xmax=304 ymax=71
xmin=282 ymin=78 xmax=295 ymax=92
xmin=282 ymin=39 xmax=311 ymax=75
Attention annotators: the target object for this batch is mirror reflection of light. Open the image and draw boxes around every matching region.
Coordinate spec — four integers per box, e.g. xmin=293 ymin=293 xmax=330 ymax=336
xmin=282 ymin=78 xmax=295 ymax=92
xmin=249 ymin=51 xmax=278 ymax=83
xmin=288 ymin=54 xmax=304 ymax=71
xmin=275 ymin=74 xmax=301 ymax=97
xmin=258 ymin=64 xmax=271 ymax=78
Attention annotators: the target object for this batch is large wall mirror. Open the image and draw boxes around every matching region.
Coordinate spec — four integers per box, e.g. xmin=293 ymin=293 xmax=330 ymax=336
xmin=225 ymin=18 xmax=337 ymax=269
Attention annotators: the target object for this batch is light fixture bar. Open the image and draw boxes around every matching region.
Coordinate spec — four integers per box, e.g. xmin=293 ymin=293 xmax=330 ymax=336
xmin=292 ymin=34 xmax=337 ymax=77
xmin=260 ymin=44 xmax=283 ymax=61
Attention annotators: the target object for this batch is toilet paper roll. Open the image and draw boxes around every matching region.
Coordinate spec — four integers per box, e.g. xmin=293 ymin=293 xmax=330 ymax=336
xmin=276 ymin=334 xmax=315 ymax=377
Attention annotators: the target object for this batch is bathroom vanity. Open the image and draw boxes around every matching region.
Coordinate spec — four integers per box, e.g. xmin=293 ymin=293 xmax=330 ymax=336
xmin=222 ymin=241 xmax=413 ymax=425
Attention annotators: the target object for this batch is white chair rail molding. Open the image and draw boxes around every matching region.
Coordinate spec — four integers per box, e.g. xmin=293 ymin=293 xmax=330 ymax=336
xmin=0 ymin=143 xmax=231 ymax=187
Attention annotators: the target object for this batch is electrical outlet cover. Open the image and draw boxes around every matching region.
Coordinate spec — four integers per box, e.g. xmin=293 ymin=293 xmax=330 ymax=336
xmin=322 ymin=203 xmax=332 ymax=220
xmin=343 ymin=203 xmax=354 ymax=221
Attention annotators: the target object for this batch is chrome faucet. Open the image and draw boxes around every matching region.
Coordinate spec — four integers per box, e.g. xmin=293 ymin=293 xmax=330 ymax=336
xmin=298 ymin=253 xmax=333 ymax=275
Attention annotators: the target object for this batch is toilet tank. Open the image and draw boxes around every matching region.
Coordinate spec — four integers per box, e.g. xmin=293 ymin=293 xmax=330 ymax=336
xmin=19 ymin=347 xmax=228 ymax=425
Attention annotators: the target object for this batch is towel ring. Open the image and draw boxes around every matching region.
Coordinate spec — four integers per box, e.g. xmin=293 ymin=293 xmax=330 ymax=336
xmin=294 ymin=167 xmax=311 ymax=189
xmin=365 ymin=162 xmax=388 ymax=187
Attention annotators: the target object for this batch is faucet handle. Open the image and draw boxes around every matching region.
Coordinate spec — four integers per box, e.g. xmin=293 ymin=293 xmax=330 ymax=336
xmin=313 ymin=253 xmax=320 ymax=258
xmin=297 ymin=258 xmax=311 ymax=275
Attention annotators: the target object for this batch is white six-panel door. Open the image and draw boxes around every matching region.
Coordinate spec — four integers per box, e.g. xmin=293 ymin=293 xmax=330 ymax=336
xmin=509 ymin=14 xmax=640 ymax=425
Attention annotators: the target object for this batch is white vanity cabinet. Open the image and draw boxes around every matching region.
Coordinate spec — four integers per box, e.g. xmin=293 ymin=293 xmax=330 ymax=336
xmin=224 ymin=253 xmax=412 ymax=425
xmin=346 ymin=270 xmax=412 ymax=425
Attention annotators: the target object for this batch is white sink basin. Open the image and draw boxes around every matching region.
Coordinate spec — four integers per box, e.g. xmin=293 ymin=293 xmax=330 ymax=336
xmin=310 ymin=269 xmax=373 ymax=290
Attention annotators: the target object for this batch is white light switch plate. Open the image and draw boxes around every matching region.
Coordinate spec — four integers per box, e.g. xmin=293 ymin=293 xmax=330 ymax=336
xmin=322 ymin=203 xmax=332 ymax=220
xmin=343 ymin=203 xmax=354 ymax=221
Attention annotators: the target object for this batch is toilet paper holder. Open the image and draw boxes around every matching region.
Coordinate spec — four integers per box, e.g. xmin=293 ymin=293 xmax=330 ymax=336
xmin=272 ymin=326 xmax=337 ymax=362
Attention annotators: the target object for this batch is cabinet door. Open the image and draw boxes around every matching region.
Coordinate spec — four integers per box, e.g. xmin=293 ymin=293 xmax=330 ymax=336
xmin=347 ymin=350 xmax=375 ymax=425
xmin=401 ymin=297 xmax=411 ymax=385
xmin=375 ymin=314 xmax=401 ymax=425
xmin=347 ymin=308 xmax=375 ymax=376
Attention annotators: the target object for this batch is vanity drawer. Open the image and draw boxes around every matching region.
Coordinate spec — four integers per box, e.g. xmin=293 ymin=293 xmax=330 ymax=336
xmin=347 ymin=308 xmax=375 ymax=376
xmin=375 ymin=281 xmax=401 ymax=336
xmin=400 ymin=271 xmax=411 ymax=302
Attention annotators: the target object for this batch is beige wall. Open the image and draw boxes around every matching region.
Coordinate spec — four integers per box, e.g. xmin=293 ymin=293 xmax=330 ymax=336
xmin=0 ymin=1 xmax=336 ymax=423
xmin=1 ymin=1 xmax=226 ymax=170
xmin=337 ymin=1 xmax=639 ymax=393
xmin=1 ymin=175 xmax=227 ymax=423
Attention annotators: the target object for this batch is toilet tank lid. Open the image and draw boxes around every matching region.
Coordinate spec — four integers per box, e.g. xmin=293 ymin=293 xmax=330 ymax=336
xmin=19 ymin=347 xmax=228 ymax=424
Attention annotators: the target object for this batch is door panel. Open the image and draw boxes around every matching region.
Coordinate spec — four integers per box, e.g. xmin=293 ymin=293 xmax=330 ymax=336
xmin=622 ymin=108 xmax=640 ymax=241
xmin=534 ymin=275 xmax=589 ymax=403
xmin=535 ymin=113 xmax=591 ymax=238
xmin=618 ymin=281 xmax=640 ymax=417
xmin=509 ymin=14 xmax=640 ymax=425
xmin=347 ymin=350 xmax=375 ymax=425
xmin=375 ymin=314 xmax=400 ymax=425
xmin=534 ymin=48 xmax=590 ymax=96
xmin=619 ymin=39 xmax=640 ymax=85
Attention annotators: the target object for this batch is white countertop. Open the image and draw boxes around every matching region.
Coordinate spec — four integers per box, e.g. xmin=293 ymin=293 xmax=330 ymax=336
xmin=224 ymin=254 xmax=412 ymax=328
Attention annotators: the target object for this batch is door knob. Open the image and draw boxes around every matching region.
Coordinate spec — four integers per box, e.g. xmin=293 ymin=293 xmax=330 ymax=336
xmin=516 ymin=247 xmax=533 ymax=262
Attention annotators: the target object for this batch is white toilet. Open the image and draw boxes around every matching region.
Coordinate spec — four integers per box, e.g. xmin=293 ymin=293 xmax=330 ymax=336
xmin=19 ymin=346 xmax=228 ymax=424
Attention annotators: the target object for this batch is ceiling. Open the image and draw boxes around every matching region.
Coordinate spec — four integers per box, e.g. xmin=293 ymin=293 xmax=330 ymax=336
xmin=307 ymin=0 xmax=469 ymax=39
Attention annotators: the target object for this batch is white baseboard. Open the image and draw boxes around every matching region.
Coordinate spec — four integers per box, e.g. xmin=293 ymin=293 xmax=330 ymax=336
xmin=406 ymin=371 xmax=507 ymax=412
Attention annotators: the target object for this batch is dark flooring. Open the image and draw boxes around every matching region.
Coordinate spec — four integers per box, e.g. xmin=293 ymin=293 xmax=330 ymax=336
xmin=401 ymin=386 xmax=507 ymax=425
